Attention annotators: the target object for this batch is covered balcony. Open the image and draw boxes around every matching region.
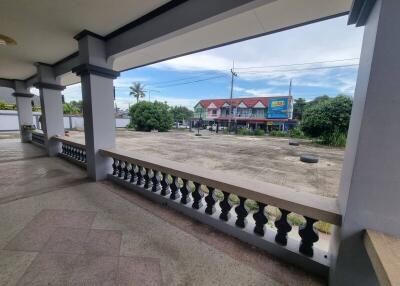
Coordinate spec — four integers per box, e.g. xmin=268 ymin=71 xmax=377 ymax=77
xmin=1 ymin=0 xmax=400 ymax=285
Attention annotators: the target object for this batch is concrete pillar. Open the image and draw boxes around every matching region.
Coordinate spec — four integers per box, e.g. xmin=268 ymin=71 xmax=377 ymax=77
xmin=12 ymin=80 xmax=34 ymax=143
xmin=72 ymin=31 xmax=120 ymax=181
xmin=34 ymin=64 xmax=65 ymax=156
xmin=330 ymin=1 xmax=400 ymax=285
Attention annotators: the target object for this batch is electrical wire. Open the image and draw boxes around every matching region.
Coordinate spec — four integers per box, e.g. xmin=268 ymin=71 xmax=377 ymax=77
xmin=150 ymin=74 xmax=229 ymax=88
xmin=234 ymin=58 xmax=360 ymax=70
xmin=236 ymin=64 xmax=359 ymax=74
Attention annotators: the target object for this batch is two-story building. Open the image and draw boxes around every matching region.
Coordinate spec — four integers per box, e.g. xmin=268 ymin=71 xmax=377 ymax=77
xmin=193 ymin=96 xmax=296 ymax=131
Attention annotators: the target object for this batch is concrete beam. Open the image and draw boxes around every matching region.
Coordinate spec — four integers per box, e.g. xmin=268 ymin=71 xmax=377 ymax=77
xmin=0 ymin=78 xmax=15 ymax=89
xmin=106 ymin=0 xmax=275 ymax=58
xmin=25 ymin=75 xmax=38 ymax=88
xmin=53 ymin=52 xmax=80 ymax=77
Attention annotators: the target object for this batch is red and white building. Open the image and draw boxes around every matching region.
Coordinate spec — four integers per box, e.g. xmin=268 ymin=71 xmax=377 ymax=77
xmin=193 ymin=96 xmax=296 ymax=130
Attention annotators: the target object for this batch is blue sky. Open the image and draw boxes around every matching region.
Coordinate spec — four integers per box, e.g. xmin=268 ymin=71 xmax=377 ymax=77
xmin=62 ymin=15 xmax=364 ymax=110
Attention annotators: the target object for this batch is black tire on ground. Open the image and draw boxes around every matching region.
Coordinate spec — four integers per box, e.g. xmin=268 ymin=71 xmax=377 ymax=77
xmin=300 ymin=154 xmax=319 ymax=163
xmin=289 ymin=140 xmax=299 ymax=146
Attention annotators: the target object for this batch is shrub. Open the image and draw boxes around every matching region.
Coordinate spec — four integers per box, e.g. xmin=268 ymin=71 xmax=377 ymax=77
xmin=320 ymin=130 xmax=347 ymax=147
xmin=269 ymin=130 xmax=288 ymax=137
xmin=0 ymin=101 xmax=17 ymax=110
xmin=254 ymin=128 xmax=265 ymax=136
xmin=301 ymin=95 xmax=352 ymax=138
xmin=129 ymin=101 xmax=173 ymax=132
xmin=238 ymin=128 xmax=252 ymax=136
xmin=289 ymin=127 xmax=306 ymax=139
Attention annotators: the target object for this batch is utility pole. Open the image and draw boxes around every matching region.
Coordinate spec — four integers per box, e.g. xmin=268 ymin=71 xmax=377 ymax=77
xmin=145 ymin=89 xmax=160 ymax=102
xmin=288 ymin=79 xmax=293 ymax=119
xmin=228 ymin=61 xmax=237 ymax=132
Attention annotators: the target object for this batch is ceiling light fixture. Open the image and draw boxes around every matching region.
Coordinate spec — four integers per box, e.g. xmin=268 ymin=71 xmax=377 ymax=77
xmin=0 ymin=34 xmax=17 ymax=46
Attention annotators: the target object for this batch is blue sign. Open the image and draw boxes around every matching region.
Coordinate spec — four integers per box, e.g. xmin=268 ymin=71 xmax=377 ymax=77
xmin=267 ymin=98 xmax=289 ymax=119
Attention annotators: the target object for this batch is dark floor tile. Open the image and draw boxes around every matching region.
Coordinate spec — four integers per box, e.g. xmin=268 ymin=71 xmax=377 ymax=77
xmin=16 ymin=252 xmax=78 ymax=286
xmin=4 ymin=224 xmax=55 ymax=252
xmin=118 ymin=256 xmax=162 ymax=286
xmin=85 ymin=229 xmax=122 ymax=256
xmin=68 ymin=255 xmax=118 ymax=286
xmin=42 ymin=227 xmax=89 ymax=254
xmin=30 ymin=209 xmax=96 ymax=228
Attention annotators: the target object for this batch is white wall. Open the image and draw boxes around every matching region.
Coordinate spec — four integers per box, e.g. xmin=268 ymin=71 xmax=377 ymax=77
xmin=0 ymin=110 xmax=41 ymax=131
xmin=0 ymin=111 xmax=130 ymax=131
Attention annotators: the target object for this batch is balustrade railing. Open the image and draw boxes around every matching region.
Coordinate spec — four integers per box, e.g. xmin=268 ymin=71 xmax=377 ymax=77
xmin=100 ymin=148 xmax=341 ymax=276
xmin=53 ymin=136 xmax=87 ymax=168
xmin=31 ymin=131 xmax=46 ymax=147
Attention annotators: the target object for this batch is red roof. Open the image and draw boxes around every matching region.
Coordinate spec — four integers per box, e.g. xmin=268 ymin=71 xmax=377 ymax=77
xmin=196 ymin=96 xmax=291 ymax=109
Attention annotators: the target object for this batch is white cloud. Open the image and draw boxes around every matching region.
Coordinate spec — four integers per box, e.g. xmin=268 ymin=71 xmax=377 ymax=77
xmin=30 ymin=87 xmax=39 ymax=95
xmin=149 ymin=95 xmax=198 ymax=109
xmin=115 ymin=96 xmax=197 ymax=110
xmin=113 ymin=76 xmax=149 ymax=88
xmin=151 ymin=15 xmax=364 ymax=94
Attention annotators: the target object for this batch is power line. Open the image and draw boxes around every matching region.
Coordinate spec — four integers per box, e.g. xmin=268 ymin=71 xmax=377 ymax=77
xmin=234 ymin=58 xmax=360 ymax=70
xmin=64 ymin=58 xmax=360 ymax=92
xmin=110 ymin=58 xmax=360 ymax=90
xmin=236 ymin=63 xmax=359 ymax=74
xmin=155 ymin=74 xmax=228 ymax=88
xmin=150 ymin=71 xmax=223 ymax=86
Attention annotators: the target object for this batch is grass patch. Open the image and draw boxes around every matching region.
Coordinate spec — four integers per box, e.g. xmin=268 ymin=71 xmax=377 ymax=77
xmin=237 ymin=128 xmax=265 ymax=136
xmin=319 ymin=131 xmax=347 ymax=147
xmin=268 ymin=130 xmax=288 ymax=137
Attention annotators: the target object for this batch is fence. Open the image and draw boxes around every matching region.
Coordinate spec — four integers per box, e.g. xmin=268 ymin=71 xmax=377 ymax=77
xmin=0 ymin=110 xmax=130 ymax=131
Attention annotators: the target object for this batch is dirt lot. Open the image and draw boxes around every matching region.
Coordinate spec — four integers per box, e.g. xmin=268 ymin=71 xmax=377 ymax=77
xmin=69 ymin=129 xmax=344 ymax=198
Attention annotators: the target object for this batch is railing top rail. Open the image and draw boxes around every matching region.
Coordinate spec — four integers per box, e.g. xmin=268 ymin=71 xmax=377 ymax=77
xmin=53 ymin=136 xmax=86 ymax=149
xmin=364 ymin=229 xmax=400 ymax=286
xmin=31 ymin=130 xmax=45 ymax=136
xmin=100 ymin=148 xmax=342 ymax=225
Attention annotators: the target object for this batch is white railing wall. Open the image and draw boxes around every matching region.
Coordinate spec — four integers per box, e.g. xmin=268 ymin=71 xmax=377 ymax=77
xmin=0 ymin=110 xmax=130 ymax=131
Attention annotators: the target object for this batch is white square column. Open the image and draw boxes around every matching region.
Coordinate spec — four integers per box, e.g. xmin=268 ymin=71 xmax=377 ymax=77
xmin=12 ymin=80 xmax=34 ymax=143
xmin=331 ymin=0 xmax=400 ymax=285
xmin=72 ymin=31 xmax=120 ymax=181
xmin=34 ymin=64 xmax=65 ymax=156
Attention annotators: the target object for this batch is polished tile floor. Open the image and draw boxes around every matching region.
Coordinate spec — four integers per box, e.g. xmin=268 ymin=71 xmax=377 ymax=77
xmin=0 ymin=140 xmax=324 ymax=286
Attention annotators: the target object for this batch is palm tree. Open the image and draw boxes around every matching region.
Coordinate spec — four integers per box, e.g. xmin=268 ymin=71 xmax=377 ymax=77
xmin=129 ymin=82 xmax=146 ymax=103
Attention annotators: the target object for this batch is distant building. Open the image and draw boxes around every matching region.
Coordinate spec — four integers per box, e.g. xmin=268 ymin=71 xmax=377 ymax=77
xmin=193 ymin=96 xmax=296 ymax=131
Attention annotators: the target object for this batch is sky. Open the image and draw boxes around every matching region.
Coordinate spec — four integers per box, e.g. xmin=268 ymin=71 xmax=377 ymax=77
xmin=62 ymin=15 xmax=364 ymax=110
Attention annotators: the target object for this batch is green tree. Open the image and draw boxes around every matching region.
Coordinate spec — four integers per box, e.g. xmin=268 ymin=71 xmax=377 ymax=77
xmin=129 ymin=82 xmax=146 ymax=103
xmin=301 ymin=95 xmax=353 ymax=138
xmin=309 ymin=95 xmax=330 ymax=105
xmin=293 ymin=98 xmax=307 ymax=120
xmin=129 ymin=101 xmax=173 ymax=132
xmin=63 ymin=103 xmax=80 ymax=115
xmin=69 ymin=100 xmax=83 ymax=113
xmin=169 ymin=106 xmax=194 ymax=122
